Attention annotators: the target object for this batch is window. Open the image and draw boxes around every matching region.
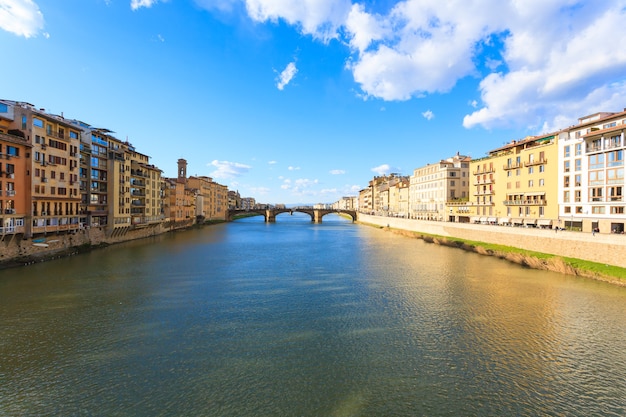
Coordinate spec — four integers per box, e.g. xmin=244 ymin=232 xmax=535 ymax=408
xmin=528 ymin=166 xmax=534 ymax=174
xmin=539 ymin=165 xmax=545 ymax=173
xmin=607 ymin=168 xmax=624 ymax=184
xmin=608 ymin=186 xmax=623 ymax=201
xmin=70 ymin=131 xmax=79 ymax=139
xmin=564 ymin=176 xmax=570 ymax=187
xmin=515 ymin=181 xmax=520 ymax=189
xmin=564 ymin=160 xmax=570 ymax=173
xmin=539 ymin=179 xmax=544 ymax=187
xmin=528 ymin=180 xmax=534 ymax=187
xmin=564 ymin=190 xmax=570 ymax=202
xmin=33 ymin=117 xmax=44 ymax=128
xmin=607 ymin=150 xmax=623 ymax=167
xmin=6 ymin=146 xmax=19 ymax=156
xmin=611 ymin=206 xmax=624 ymax=214
xmin=589 ymin=154 xmax=604 ymax=169
xmin=576 ymin=206 xmax=583 ymax=214
xmin=564 ymin=145 xmax=571 ymax=158
xmin=564 ymin=206 xmax=571 ymax=214
xmin=589 ymin=171 xmax=605 ymax=186
xmin=539 ymin=207 xmax=544 ymax=217
xmin=575 ymin=143 xmax=582 ymax=155
xmin=592 ymin=206 xmax=605 ymax=214
xmin=575 ymin=174 xmax=582 ymax=187
xmin=575 ymin=158 xmax=582 ymax=171
xmin=575 ymin=190 xmax=581 ymax=202
xmin=589 ymin=187 xmax=603 ymax=202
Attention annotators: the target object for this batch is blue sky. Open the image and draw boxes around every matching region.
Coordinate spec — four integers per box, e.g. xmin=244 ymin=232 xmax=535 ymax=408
xmin=2 ymin=0 xmax=626 ymax=205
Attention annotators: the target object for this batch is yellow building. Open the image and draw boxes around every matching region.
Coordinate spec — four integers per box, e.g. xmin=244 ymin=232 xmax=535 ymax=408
xmin=470 ymin=133 xmax=559 ymax=227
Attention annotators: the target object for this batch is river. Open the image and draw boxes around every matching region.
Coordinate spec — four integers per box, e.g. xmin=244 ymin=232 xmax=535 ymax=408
xmin=1 ymin=213 xmax=625 ymax=416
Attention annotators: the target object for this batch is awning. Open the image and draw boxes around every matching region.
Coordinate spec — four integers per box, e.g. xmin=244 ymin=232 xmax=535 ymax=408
xmin=487 ymin=217 xmax=497 ymax=223
xmin=479 ymin=216 xmax=488 ymax=223
xmin=511 ymin=218 xmax=523 ymax=224
xmin=537 ymin=219 xmax=553 ymax=226
xmin=523 ymin=218 xmax=537 ymax=225
xmin=470 ymin=216 xmax=480 ymax=223
xmin=525 ymin=192 xmax=546 ymax=196
xmin=498 ymin=217 xmax=511 ymax=224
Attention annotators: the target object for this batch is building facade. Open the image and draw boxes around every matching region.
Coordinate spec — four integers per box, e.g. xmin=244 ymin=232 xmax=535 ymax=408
xmin=559 ymin=110 xmax=626 ymax=233
xmin=410 ymin=153 xmax=471 ymax=221
xmin=470 ymin=134 xmax=559 ymax=227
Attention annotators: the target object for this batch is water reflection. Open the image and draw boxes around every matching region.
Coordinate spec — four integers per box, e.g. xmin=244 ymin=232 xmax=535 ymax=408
xmin=0 ymin=215 xmax=625 ymax=416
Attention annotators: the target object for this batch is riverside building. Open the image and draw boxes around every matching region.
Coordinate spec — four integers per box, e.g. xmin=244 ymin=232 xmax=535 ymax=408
xmin=470 ymin=133 xmax=559 ymax=227
xmin=409 ymin=153 xmax=471 ymax=221
xmin=560 ymin=110 xmax=626 ymax=233
xmin=0 ymin=119 xmax=31 ymax=238
xmin=0 ymin=100 xmax=82 ymax=238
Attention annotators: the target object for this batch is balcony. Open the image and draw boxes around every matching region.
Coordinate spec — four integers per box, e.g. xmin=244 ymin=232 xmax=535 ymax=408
xmin=472 ymin=166 xmax=496 ymax=175
xmin=5 ymin=190 xmax=16 ymax=197
xmin=4 ymin=209 xmax=16 ymax=214
xmin=524 ymin=158 xmax=547 ymax=167
xmin=503 ymin=199 xmax=547 ymax=206
xmin=586 ymin=145 xmax=602 ymax=153
xmin=46 ymin=130 xmax=66 ymax=140
xmin=502 ymin=162 xmax=521 ymax=170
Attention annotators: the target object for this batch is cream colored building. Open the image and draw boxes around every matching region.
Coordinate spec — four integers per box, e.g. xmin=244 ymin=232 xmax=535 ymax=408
xmin=559 ymin=110 xmax=626 ymax=233
xmin=470 ymin=133 xmax=559 ymax=227
xmin=410 ymin=153 xmax=471 ymax=221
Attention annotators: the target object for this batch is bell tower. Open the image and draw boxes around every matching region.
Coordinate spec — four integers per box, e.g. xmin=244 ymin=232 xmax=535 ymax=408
xmin=177 ymin=158 xmax=187 ymax=184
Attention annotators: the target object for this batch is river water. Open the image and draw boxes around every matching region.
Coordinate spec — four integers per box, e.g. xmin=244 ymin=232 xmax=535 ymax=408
xmin=1 ymin=213 xmax=625 ymax=416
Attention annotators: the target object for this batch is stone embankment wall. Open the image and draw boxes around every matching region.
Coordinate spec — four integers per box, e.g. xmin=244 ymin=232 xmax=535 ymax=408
xmin=358 ymin=213 xmax=626 ymax=269
xmin=0 ymin=224 xmax=166 ymax=267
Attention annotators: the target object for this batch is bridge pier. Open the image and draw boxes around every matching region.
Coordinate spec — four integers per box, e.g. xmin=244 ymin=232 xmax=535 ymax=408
xmin=265 ymin=210 xmax=276 ymax=222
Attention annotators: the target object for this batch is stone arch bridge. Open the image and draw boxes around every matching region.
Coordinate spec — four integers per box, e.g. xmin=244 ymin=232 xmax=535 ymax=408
xmin=227 ymin=208 xmax=357 ymax=223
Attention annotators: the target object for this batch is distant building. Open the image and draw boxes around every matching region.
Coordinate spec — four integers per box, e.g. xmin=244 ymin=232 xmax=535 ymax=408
xmin=410 ymin=153 xmax=471 ymax=221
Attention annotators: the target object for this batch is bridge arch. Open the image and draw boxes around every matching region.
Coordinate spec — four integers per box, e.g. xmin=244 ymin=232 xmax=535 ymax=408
xmin=227 ymin=208 xmax=357 ymax=223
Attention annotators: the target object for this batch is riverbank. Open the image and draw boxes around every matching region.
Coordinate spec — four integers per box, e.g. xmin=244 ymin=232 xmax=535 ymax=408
xmin=357 ymin=213 xmax=626 ymax=286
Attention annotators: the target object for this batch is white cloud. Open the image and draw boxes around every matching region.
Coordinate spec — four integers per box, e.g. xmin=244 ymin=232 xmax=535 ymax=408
xmin=196 ymin=0 xmax=626 ymax=131
xmin=245 ymin=0 xmax=352 ymax=41
xmin=329 ymin=169 xmax=345 ymax=175
xmin=276 ymin=61 xmax=298 ymax=90
xmin=281 ymin=177 xmax=319 ymax=195
xmin=287 ymin=166 xmax=300 ymax=171
xmin=422 ymin=110 xmax=434 ymax=121
xmin=343 ymin=0 xmax=626 ymax=131
xmin=464 ymin=3 xmax=626 ymax=131
xmin=0 ymin=0 xmax=44 ymax=38
xmin=268 ymin=160 xmax=277 ymax=165
xmin=208 ymin=160 xmax=252 ymax=179
xmin=131 ymin=0 xmax=160 ymax=10
xmin=371 ymin=164 xmax=397 ymax=176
